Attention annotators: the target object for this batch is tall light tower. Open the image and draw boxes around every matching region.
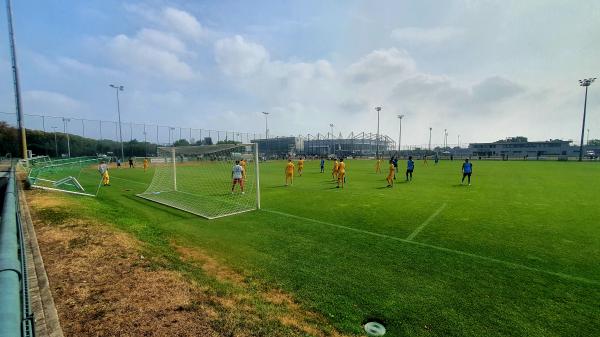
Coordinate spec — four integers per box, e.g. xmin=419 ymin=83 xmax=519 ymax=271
xmin=262 ymin=112 xmax=269 ymax=139
xmin=428 ymin=127 xmax=432 ymax=151
xmin=62 ymin=117 xmax=71 ymax=157
xmin=579 ymin=78 xmax=596 ymax=161
xmin=458 ymin=134 xmax=461 ymax=148
xmin=586 ymin=128 xmax=590 ymax=146
xmin=329 ymin=123 xmax=335 ymax=155
xmin=51 ymin=126 xmax=58 ymax=157
xmin=397 ymin=115 xmax=404 ymax=152
xmin=444 ymin=129 xmax=448 ymax=148
xmin=6 ymin=0 xmax=27 ymax=159
xmin=375 ymin=107 xmax=382 ymax=159
xmin=109 ymin=84 xmax=125 ymax=162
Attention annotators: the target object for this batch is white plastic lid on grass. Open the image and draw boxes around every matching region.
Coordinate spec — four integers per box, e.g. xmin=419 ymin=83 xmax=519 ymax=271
xmin=364 ymin=321 xmax=386 ymax=336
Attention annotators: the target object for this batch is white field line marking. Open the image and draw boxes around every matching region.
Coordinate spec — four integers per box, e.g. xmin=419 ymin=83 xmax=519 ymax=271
xmin=262 ymin=209 xmax=599 ymax=286
xmin=406 ymin=203 xmax=447 ymax=241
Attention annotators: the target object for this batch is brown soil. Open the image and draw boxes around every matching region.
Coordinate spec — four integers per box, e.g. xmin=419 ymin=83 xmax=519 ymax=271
xmin=28 ymin=191 xmax=354 ymax=337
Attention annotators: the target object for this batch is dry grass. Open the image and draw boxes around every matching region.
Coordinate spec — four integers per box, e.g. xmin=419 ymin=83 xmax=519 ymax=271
xmin=28 ymin=191 xmax=354 ymax=337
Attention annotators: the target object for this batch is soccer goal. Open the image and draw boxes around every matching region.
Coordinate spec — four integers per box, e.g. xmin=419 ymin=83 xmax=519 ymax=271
xmin=137 ymin=144 xmax=260 ymax=219
xmin=27 ymin=156 xmax=104 ymax=197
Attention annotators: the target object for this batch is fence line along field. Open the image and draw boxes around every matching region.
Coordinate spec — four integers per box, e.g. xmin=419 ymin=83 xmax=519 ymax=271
xmin=35 ymin=158 xmax=600 ymax=336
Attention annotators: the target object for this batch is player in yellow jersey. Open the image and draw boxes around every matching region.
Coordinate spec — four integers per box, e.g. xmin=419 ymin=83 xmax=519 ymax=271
xmin=337 ymin=158 xmax=346 ymax=188
xmin=143 ymin=158 xmax=149 ymax=172
xmin=98 ymin=161 xmax=110 ymax=186
xmin=375 ymin=158 xmax=382 ymax=173
xmin=386 ymin=159 xmax=395 ymax=187
xmin=332 ymin=158 xmax=339 ymax=180
xmin=240 ymin=159 xmax=248 ymax=179
xmin=297 ymin=157 xmax=304 ymax=176
xmin=285 ymin=159 xmax=295 ymax=186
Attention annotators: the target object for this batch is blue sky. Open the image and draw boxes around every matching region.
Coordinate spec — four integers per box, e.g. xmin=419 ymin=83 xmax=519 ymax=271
xmin=0 ymin=0 xmax=599 ymax=146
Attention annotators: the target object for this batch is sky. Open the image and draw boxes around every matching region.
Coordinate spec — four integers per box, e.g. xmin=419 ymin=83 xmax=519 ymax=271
xmin=0 ymin=0 xmax=599 ymax=146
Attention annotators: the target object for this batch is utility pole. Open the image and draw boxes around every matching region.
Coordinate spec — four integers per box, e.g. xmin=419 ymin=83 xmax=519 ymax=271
xmin=109 ymin=84 xmax=125 ymax=162
xmin=6 ymin=0 xmax=27 ymax=159
xmin=579 ymin=78 xmax=596 ymax=161
xmin=375 ymin=107 xmax=381 ymax=159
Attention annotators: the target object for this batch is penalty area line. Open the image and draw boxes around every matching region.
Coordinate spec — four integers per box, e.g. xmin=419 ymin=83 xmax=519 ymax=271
xmin=406 ymin=203 xmax=447 ymax=241
xmin=262 ymin=209 xmax=599 ymax=286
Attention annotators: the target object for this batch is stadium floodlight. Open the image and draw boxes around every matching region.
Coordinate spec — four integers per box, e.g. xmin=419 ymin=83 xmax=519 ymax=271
xmin=578 ymin=78 xmax=596 ymax=161
xmin=375 ymin=107 xmax=382 ymax=159
xmin=138 ymin=143 xmax=260 ymax=219
xmin=62 ymin=118 xmax=71 ymax=157
xmin=397 ymin=115 xmax=404 ymax=152
xmin=51 ymin=126 xmax=58 ymax=157
xmin=428 ymin=127 xmax=432 ymax=151
xmin=262 ymin=112 xmax=269 ymax=139
xmin=109 ymin=84 xmax=125 ymax=162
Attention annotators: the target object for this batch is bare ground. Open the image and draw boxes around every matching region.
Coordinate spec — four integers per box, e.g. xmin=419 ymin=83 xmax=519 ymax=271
xmin=27 ymin=191 xmax=354 ymax=337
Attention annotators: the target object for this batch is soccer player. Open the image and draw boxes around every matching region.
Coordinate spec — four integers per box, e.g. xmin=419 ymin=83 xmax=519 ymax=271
xmin=461 ymin=158 xmax=473 ymax=185
xmin=98 ymin=161 xmax=110 ymax=186
xmin=320 ymin=158 xmax=325 ymax=173
xmin=285 ymin=159 xmax=295 ymax=186
xmin=375 ymin=158 xmax=382 ymax=173
xmin=231 ymin=160 xmax=245 ymax=194
xmin=332 ymin=158 xmax=339 ymax=180
xmin=337 ymin=158 xmax=346 ymax=188
xmin=143 ymin=158 xmax=149 ymax=172
xmin=423 ymin=155 xmax=428 ymax=166
xmin=240 ymin=159 xmax=248 ymax=179
xmin=386 ymin=159 xmax=395 ymax=187
xmin=298 ymin=157 xmax=305 ymax=176
xmin=392 ymin=156 xmax=398 ymax=179
xmin=406 ymin=156 xmax=415 ymax=181
xmin=434 ymin=153 xmax=439 ymax=165
xmin=116 ymin=158 xmax=121 ymax=169
xmin=128 ymin=157 xmax=134 ymax=168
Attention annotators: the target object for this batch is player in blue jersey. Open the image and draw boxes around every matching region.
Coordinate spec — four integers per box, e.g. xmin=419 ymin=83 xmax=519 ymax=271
xmin=461 ymin=158 xmax=473 ymax=185
xmin=406 ymin=156 xmax=415 ymax=181
xmin=320 ymin=157 xmax=325 ymax=173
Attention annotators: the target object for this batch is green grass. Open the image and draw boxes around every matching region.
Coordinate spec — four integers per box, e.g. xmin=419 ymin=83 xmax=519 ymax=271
xmin=46 ymin=160 xmax=600 ymax=336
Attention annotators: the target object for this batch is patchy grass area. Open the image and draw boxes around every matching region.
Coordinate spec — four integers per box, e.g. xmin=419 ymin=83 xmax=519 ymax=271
xmin=30 ymin=159 xmax=600 ymax=336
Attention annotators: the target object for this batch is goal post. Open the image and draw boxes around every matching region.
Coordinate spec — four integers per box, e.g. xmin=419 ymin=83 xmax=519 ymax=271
xmin=137 ymin=143 xmax=260 ymax=219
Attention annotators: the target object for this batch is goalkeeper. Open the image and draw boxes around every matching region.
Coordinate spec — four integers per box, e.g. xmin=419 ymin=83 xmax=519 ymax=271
xmin=240 ymin=158 xmax=248 ymax=179
xmin=231 ymin=160 xmax=245 ymax=194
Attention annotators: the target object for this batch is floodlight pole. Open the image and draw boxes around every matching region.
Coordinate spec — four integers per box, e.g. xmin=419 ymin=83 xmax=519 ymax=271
xmin=329 ymin=123 xmax=334 ymax=155
xmin=110 ymin=84 xmax=125 ymax=162
xmin=579 ymin=78 xmax=596 ymax=161
xmin=428 ymin=127 xmax=432 ymax=151
xmin=397 ymin=115 xmax=404 ymax=152
xmin=51 ymin=126 xmax=58 ymax=157
xmin=262 ymin=112 xmax=269 ymax=139
xmin=586 ymin=128 xmax=589 ymax=146
xmin=6 ymin=0 xmax=27 ymax=159
xmin=375 ymin=107 xmax=381 ymax=159
xmin=62 ymin=118 xmax=71 ymax=157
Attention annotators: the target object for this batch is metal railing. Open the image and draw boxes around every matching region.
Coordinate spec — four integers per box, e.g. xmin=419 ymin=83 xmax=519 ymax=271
xmin=0 ymin=162 xmax=34 ymax=337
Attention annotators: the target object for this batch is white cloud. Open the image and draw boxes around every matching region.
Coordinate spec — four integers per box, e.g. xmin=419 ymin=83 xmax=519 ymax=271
xmin=105 ymin=33 xmax=195 ymax=81
xmin=214 ymin=35 xmax=269 ymax=76
xmin=346 ymin=48 xmax=416 ymax=83
xmin=390 ymin=26 xmax=463 ymax=44
xmin=136 ymin=28 xmax=188 ymax=54
xmin=162 ymin=7 xmax=204 ymax=41
xmin=57 ymin=57 xmax=119 ymax=77
xmin=23 ymin=90 xmax=84 ymax=115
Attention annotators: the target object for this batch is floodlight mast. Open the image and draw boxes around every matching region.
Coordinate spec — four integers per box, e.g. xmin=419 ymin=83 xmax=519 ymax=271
xmin=397 ymin=115 xmax=404 ymax=152
xmin=579 ymin=78 xmax=596 ymax=161
xmin=375 ymin=107 xmax=381 ymax=159
xmin=110 ymin=84 xmax=125 ymax=162
xmin=428 ymin=127 xmax=432 ymax=151
xmin=262 ymin=112 xmax=269 ymax=139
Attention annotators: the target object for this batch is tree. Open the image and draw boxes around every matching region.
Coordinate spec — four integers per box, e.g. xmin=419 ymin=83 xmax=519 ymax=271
xmin=173 ymin=139 xmax=190 ymax=147
xmin=588 ymin=139 xmax=600 ymax=146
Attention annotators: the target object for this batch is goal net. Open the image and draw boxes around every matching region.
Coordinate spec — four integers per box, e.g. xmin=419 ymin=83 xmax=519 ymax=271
xmin=27 ymin=156 xmax=104 ymax=197
xmin=137 ymin=144 xmax=260 ymax=219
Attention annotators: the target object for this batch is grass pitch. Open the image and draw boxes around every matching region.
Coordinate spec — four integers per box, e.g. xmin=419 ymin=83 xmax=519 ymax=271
xmin=50 ymin=159 xmax=600 ymax=336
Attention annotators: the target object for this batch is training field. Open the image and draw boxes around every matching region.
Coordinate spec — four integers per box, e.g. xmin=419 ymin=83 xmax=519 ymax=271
xmin=50 ymin=159 xmax=599 ymax=336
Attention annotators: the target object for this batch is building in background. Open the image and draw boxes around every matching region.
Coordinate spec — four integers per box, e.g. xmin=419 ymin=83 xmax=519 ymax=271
xmin=469 ymin=137 xmax=577 ymax=158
